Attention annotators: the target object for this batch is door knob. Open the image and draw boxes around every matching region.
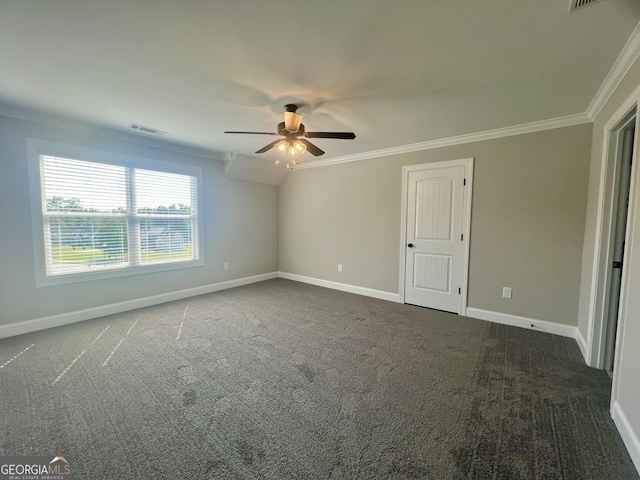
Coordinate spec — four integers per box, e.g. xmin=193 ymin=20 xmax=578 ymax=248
xmin=407 ymin=243 xmax=414 ymax=248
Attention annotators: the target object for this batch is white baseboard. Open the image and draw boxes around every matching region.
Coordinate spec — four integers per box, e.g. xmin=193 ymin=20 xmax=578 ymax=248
xmin=575 ymin=328 xmax=589 ymax=364
xmin=465 ymin=307 xmax=578 ymax=339
xmin=0 ymin=272 xmax=279 ymax=339
xmin=612 ymin=401 xmax=640 ymax=474
xmin=276 ymin=275 xmax=580 ymax=341
xmin=278 ymin=272 xmax=400 ymax=303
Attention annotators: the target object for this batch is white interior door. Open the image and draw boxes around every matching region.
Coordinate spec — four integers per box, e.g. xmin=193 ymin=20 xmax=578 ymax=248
xmin=404 ymin=165 xmax=466 ymax=313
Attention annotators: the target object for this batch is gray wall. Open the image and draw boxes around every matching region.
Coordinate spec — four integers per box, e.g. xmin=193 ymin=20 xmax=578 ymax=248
xmin=280 ymin=124 xmax=592 ymax=326
xmin=0 ymin=115 xmax=279 ymax=324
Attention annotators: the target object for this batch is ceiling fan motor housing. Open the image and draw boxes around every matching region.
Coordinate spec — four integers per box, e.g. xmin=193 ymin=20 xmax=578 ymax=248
xmin=284 ymin=106 xmax=302 ymax=132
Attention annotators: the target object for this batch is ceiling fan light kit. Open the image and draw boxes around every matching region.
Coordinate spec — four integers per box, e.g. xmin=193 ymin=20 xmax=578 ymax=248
xmin=275 ymin=138 xmax=307 ymax=157
xmin=224 ymin=104 xmax=356 ymax=168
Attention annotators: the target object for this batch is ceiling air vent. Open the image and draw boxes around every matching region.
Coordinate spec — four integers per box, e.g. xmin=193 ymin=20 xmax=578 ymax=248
xmin=569 ymin=0 xmax=598 ymax=12
xmin=129 ymin=123 xmax=167 ymax=136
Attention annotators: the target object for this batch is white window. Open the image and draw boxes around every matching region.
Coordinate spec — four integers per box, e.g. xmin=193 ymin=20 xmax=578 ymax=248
xmin=27 ymin=140 xmax=203 ymax=286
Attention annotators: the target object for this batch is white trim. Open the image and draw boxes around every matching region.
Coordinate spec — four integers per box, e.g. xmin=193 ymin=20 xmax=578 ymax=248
xmin=576 ymin=328 xmax=589 ymax=363
xmin=398 ymin=166 xmax=410 ymax=304
xmin=0 ymin=272 xmax=278 ymax=339
xmin=611 ymin=103 xmax=640 ymax=412
xmin=465 ymin=307 xmax=578 ymax=339
xmin=295 ymin=114 xmax=589 ymax=170
xmin=398 ymin=159 xmax=473 ymax=315
xmin=0 ymin=102 xmax=231 ymax=162
xmin=587 ymin=22 xmax=640 ymax=120
xmin=278 ymin=272 xmax=400 ymax=303
xmin=461 ymin=162 xmax=473 ymax=316
xmin=584 ymin=86 xmax=640 ymax=368
xmin=611 ymin=401 xmax=640 ymax=474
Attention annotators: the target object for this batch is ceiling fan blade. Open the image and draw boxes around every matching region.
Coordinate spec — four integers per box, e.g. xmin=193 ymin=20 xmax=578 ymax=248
xmin=299 ymin=139 xmax=325 ymax=156
xmin=305 ymin=132 xmax=356 ymax=139
xmin=224 ymin=131 xmax=278 ymax=135
xmin=255 ymin=139 xmax=282 ymax=154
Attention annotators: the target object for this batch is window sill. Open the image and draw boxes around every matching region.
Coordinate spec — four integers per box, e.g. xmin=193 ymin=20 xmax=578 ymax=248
xmin=35 ymin=257 xmax=204 ymax=288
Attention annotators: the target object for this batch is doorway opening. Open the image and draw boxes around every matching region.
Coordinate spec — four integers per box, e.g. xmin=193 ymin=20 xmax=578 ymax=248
xmin=603 ymin=112 xmax=636 ymax=375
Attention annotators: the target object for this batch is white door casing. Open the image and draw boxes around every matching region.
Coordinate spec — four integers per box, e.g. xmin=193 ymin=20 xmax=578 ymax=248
xmin=399 ymin=159 xmax=473 ymax=314
xmin=586 ymin=96 xmax=640 ymax=369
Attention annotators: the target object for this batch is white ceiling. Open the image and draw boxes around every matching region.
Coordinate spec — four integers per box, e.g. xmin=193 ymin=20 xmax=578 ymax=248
xmin=1 ymin=0 xmax=640 ymax=172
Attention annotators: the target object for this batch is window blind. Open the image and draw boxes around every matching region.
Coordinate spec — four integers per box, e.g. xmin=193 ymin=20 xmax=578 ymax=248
xmin=40 ymin=155 xmax=199 ymax=278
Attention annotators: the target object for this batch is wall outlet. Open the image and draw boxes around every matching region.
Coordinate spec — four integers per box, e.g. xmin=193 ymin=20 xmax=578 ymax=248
xmin=338 ymin=264 xmax=343 ymax=272
xmin=502 ymin=287 xmax=512 ymax=299
xmin=224 ymin=262 xmax=229 ymax=271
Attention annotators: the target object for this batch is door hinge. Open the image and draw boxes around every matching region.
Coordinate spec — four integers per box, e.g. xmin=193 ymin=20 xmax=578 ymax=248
xmin=463 ymin=178 xmax=466 ymax=186
xmin=613 ymin=261 xmax=623 ymax=269
xmin=458 ymin=288 xmax=461 ymax=294
xmin=461 ymin=234 xmax=464 ymax=241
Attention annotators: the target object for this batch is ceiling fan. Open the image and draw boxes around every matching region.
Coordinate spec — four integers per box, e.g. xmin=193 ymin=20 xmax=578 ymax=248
xmin=224 ymin=104 xmax=356 ymax=158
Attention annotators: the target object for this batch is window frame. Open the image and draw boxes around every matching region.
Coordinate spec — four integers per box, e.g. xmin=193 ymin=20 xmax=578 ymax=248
xmin=27 ymin=138 xmax=204 ymax=287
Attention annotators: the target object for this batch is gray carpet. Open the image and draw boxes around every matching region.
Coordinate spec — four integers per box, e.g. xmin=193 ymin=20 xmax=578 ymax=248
xmin=0 ymin=278 xmax=637 ymax=479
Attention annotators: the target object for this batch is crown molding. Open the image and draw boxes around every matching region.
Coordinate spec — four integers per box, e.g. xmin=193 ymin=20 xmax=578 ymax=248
xmin=294 ymin=113 xmax=590 ymax=170
xmin=7 ymin=19 xmax=639 ymax=171
xmin=0 ymin=102 xmax=232 ymax=162
xmin=587 ymin=20 xmax=640 ymax=120
xmin=292 ymin=20 xmax=640 ymax=172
